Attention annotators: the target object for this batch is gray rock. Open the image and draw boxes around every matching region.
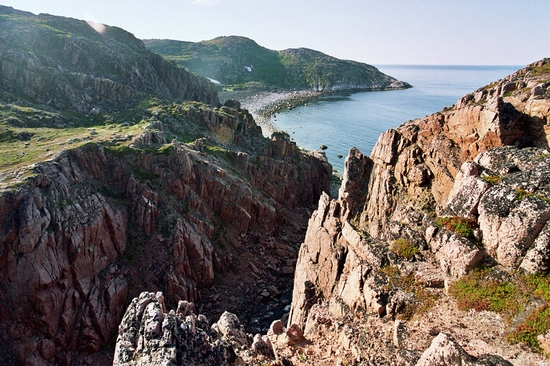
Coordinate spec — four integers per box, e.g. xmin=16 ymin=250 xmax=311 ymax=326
xmin=113 ymin=292 xmax=239 ymax=366
xmin=416 ymin=333 xmax=512 ymax=366
xmin=215 ymin=311 xmax=250 ymax=348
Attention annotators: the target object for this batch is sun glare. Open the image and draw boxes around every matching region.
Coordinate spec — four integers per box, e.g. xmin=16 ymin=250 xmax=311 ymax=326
xmin=86 ymin=20 xmax=107 ymax=34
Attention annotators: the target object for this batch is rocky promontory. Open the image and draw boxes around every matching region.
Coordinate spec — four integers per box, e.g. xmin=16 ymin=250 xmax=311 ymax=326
xmin=286 ymin=58 xmax=550 ymax=365
xmin=144 ymin=36 xmax=412 ymax=93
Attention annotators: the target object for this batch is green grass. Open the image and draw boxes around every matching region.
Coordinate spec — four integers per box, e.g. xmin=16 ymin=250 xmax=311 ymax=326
xmin=482 ymin=175 xmax=503 ymax=185
xmin=435 ymin=216 xmax=478 ymax=239
xmin=530 ymin=64 xmax=550 ymax=77
xmin=203 ymin=144 xmax=236 ymax=166
xmin=515 ymin=188 xmax=550 ymax=203
xmin=0 ymin=101 xmax=151 ymax=176
xmin=390 ymin=238 xmax=419 ymax=260
xmin=450 ymin=270 xmax=550 ymax=352
xmin=449 ymin=270 xmax=522 ymax=316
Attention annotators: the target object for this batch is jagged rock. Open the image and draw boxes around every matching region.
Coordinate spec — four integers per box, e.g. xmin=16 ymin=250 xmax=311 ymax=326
xmin=478 ymin=183 xmax=550 ymax=268
xmin=472 ymin=147 xmax=550 ymax=268
xmin=427 ymin=225 xmax=485 ymax=280
xmin=416 ymin=333 xmax=512 ymax=366
xmin=251 ymin=334 xmax=274 ymax=357
xmin=0 ymin=102 xmax=330 ymax=363
xmin=444 ymin=161 xmax=491 ymax=218
xmin=286 ymin=61 xmax=550 ymax=365
xmin=520 ymin=220 xmax=550 ymax=273
xmin=214 ymin=311 xmax=250 ymax=348
xmin=113 ymin=292 xmax=239 ymax=366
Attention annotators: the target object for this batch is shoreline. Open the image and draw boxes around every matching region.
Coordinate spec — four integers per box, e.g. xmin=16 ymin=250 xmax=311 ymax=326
xmin=220 ymin=90 xmax=323 ymax=136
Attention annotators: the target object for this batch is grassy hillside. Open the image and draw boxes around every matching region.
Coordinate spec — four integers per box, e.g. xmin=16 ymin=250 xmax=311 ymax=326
xmin=144 ymin=36 xmax=411 ymax=92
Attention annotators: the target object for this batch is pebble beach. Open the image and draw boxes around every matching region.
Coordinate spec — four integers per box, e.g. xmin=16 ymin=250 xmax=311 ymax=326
xmin=220 ymin=90 xmax=322 ymax=136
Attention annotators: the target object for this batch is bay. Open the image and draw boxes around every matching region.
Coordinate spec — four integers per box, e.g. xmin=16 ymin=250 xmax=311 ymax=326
xmin=271 ymin=65 xmax=522 ymax=174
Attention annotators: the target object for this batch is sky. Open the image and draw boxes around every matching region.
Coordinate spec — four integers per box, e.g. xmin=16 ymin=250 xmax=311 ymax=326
xmin=2 ymin=0 xmax=548 ymax=66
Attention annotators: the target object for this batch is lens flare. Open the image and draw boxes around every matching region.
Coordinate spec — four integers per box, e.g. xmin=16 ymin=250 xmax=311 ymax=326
xmin=86 ymin=20 xmax=107 ymax=34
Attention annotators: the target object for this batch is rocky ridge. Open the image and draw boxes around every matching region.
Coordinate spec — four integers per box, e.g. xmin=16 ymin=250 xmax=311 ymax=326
xmin=143 ymin=36 xmax=411 ymax=92
xmin=285 ymin=59 xmax=550 ymax=365
xmin=0 ymin=99 xmax=331 ymax=365
xmin=0 ymin=6 xmax=218 ymax=116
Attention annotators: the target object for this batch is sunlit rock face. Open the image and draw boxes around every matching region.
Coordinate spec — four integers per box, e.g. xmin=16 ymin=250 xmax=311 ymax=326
xmin=287 ymin=59 xmax=550 ymax=365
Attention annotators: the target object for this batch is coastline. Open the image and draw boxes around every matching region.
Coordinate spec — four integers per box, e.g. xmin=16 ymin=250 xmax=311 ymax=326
xmin=220 ymin=90 xmax=323 ymax=136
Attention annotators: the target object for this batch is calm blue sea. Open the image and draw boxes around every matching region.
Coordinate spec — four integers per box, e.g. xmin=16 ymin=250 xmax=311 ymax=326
xmin=271 ymin=65 xmax=522 ymax=174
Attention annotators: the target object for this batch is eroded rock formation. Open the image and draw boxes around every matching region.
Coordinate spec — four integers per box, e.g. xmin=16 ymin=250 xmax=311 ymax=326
xmin=0 ymin=101 xmax=331 ymax=364
xmin=286 ymin=59 xmax=550 ymax=365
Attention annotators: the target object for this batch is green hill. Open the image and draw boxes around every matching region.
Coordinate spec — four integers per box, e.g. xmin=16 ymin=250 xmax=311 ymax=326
xmin=143 ymin=36 xmax=411 ymax=92
xmin=0 ymin=6 xmax=218 ymax=115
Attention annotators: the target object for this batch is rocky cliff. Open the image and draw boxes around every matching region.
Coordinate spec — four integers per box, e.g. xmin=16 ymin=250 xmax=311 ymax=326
xmin=109 ymin=61 xmax=550 ymax=365
xmin=143 ymin=36 xmax=412 ymax=92
xmin=0 ymin=6 xmax=218 ymax=115
xmin=0 ymin=100 xmax=331 ymax=365
xmin=0 ymin=7 xmax=332 ymax=365
xmin=284 ymin=59 xmax=550 ymax=365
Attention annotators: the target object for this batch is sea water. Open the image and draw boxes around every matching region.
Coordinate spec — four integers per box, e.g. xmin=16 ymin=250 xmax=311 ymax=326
xmin=271 ymin=65 xmax=521 ymax=174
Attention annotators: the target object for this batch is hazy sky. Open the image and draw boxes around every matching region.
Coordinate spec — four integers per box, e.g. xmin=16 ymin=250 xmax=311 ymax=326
xmin=2 ymin=0 xmax=548 ymax=65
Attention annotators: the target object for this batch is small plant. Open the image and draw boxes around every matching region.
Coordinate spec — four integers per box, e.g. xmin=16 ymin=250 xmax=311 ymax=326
xmin=390 ymin=238 xmax=419 ymax=260
xmin=449 ymin=269 xmax=521 ymax=316
xmin=507 ymin=304 xmax=550 ymax=351
xmin=450 ymin=270 xmax=550 ymax=353
xmin=435 ymin=216 xmax=478 ymax=238
xmin=377 ymin=265 xmax=438 ymax=319
xmin=482 ymin=175 xmax=503 ymax=185
xmin=515 ymin=188 xmax=550 ymax=203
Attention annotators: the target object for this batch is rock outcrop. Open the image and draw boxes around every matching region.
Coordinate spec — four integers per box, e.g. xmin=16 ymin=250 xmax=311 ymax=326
xmin=339 ymin=59 xmax=550 ymax=239
xmin=0 ymin=88 xmax=330 ymax=365
xmin=416 ymin=333 xmax=512 ymax=366
xmin=287 ymin=59 xmax=550 ymax=365
xmin=113 ymin=292 xmax=240 ymax=366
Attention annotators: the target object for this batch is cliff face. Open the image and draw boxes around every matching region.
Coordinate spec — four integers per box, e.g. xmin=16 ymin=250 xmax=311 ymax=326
xmin=143 ymin=36 xmax=411 ymax=92
xmin=0 ymin=7 xmax=332 ymax=365
xmin=0 ymin=101 xmax=331 ymax=365
xmin=343 ymin=58 xmax=550 ymax=239
xmin=285 ymin=59 xmax=550 ymax=365
xmin=0 ymin=6 xmax=218 ymax=115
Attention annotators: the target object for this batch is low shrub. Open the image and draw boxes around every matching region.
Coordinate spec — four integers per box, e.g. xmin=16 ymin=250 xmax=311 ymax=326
xmin=450 ymin=270 xmax=550 ymax=352
xmin=435 ymin=216 xmax=478 ymax=239
xmin=390 ymin=238 xmax=419 ymax=260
